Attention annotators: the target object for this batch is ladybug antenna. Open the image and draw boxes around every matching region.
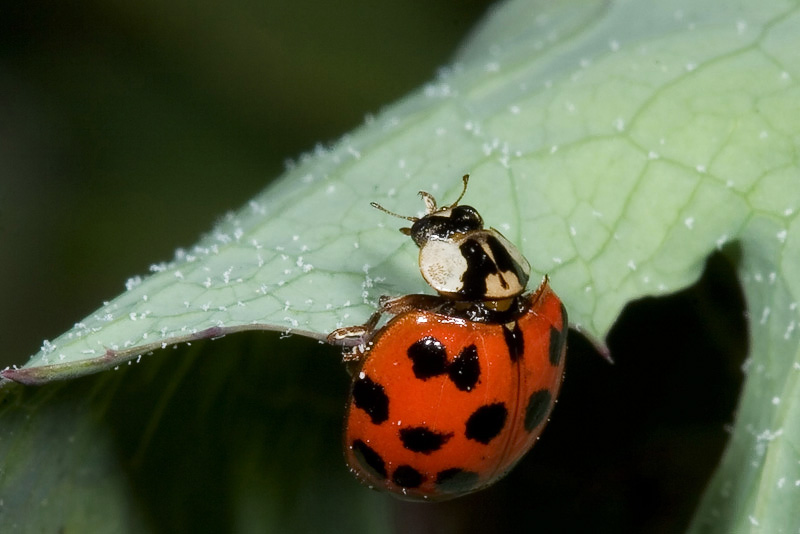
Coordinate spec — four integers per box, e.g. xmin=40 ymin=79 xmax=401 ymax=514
xmin=371 ymin=173 xmax=471 ymax=224
xmin=447 ymin=174 xmax=470 ymax=208
xmin=369 ymin=201 xmax=418 ymax=223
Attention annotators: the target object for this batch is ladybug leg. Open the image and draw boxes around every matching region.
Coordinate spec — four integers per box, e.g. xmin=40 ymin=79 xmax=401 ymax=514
xmin=327 ymin=294 xmax=445 ymax=345
xmin=327 ymin=308 xmax=384 ymax=357
xmin=327 ymin=294 xmax=447 ymax=361
xmin=377 ymin=293 xmax=446 ymax=315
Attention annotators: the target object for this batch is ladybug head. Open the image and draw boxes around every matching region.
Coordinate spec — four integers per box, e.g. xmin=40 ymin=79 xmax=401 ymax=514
xmin=371 ymin=175 xmax=484 ymax=247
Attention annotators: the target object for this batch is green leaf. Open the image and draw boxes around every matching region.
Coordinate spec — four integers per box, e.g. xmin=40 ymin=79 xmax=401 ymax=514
xmin=2 ymin=0 xmax=800 ymax=531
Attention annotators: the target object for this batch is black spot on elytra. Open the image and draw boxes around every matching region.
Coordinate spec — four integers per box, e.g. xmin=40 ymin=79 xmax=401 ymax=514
xmin=435 ymin=468 xmax=481 ymax=493
xmin=352 ymin=374 xmax=389 ymax=424
xmin=448 ymin=345 xmax=480 ymax=391
xmin=399 ymin=427 xmax=453 ymax=454
xmin=524 ymin=389 xmax=552 ymax=432
xmin=393 ymin=465 xmax=424 ymax=488
xmin=549 ymin=303 xmax=568 ymax=366
xmin=407 ymin=338 xmax=481 ymax=391
xmin=502 ymin=321 xmax=524 ymax=362
xmin=351 ymin=439 xmax=387 ymax=480
xmin=465 ymin=402 xmax=508 ymax=444
xmin=407 ymin=337 xmax=448 ymax=379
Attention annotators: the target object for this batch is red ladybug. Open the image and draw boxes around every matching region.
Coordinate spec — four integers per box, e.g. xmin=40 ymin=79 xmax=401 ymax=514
xmin=328 ymin=176 xmax=567 ymax=501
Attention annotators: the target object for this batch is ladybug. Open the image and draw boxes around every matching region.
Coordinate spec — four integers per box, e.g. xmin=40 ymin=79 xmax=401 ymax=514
xmin=328 ymin=175 xmax=567 ymax=501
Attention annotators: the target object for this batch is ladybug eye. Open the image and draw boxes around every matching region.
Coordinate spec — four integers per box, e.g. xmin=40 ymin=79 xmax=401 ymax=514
xmin=449 ymin=206 xmax=483 ymax=229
